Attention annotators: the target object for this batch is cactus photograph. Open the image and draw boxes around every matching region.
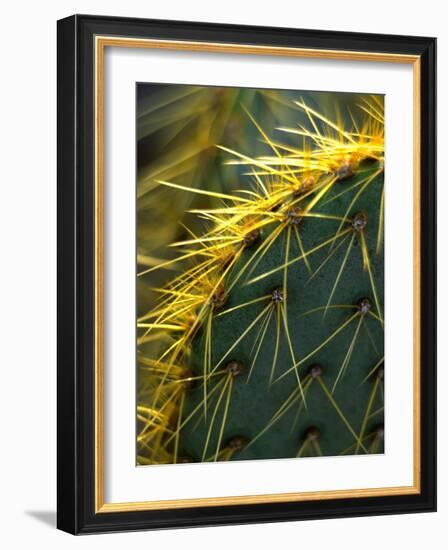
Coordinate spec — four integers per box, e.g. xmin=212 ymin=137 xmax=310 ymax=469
xmin=136 ymin=83 xmax=385 ymax=466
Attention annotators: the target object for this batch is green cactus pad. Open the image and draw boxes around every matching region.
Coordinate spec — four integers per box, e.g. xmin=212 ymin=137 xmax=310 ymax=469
xmin=136 ymin=86 xmax=384 ymax=465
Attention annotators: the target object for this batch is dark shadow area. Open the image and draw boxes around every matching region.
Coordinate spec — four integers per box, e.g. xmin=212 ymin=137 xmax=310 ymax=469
xmin=25 ymin=510 xmax=56 ymax=528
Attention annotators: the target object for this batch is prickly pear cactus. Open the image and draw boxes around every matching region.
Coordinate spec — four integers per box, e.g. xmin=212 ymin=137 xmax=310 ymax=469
xmin=137 ymin=89 xmax=385 ymax=465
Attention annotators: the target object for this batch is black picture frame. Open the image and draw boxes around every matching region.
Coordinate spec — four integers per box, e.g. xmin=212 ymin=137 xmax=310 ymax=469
xmin=57 ymin=14 xmax=436 ymax=534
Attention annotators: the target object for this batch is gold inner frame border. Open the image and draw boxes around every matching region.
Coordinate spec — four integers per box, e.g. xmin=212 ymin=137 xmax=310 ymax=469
xmin=94 ymin=36 xmax=421 ymax=513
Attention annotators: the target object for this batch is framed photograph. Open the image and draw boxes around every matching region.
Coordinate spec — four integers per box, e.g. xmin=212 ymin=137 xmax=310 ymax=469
xmin=57 ymin=14 xmax=436 ymax=534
